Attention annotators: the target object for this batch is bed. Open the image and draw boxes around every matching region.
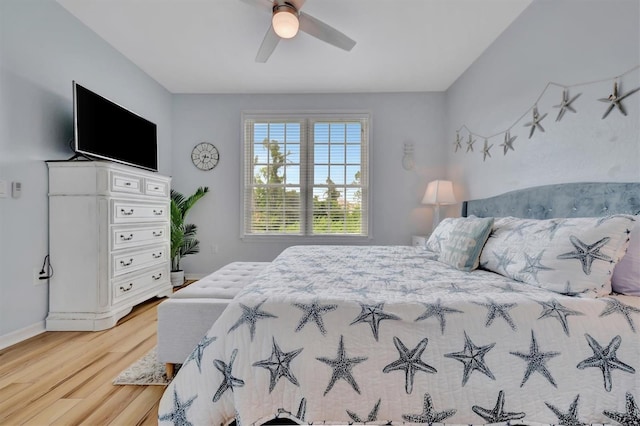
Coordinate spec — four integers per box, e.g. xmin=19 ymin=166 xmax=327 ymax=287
xmin=158 ymin=182 xmax=640 ymax=426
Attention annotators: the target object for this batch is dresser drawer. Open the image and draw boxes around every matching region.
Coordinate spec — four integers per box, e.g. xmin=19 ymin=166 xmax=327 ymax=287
xmin=144 ymin=178 xmax=169 ymax=197
xmin=112 ymin=244 xmax=169 ymax=277
xmin=111 ymin=172 xmax=143 ymax=195
xmin=112 ymin=200 xmax=168 ymax=223
xmin=112 ymin=265 xmax=169 ymax=303
xmin=111 ymin=224 xmax=169 ymax=250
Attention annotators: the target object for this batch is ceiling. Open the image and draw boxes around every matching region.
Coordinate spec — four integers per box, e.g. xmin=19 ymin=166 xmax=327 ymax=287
xmin=56 ymin=0 xmax=533 ymax=94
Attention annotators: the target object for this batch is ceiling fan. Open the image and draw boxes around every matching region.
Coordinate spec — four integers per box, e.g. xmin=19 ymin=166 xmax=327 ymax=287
xmin=239 ymin=0 xmax=357 ymax=63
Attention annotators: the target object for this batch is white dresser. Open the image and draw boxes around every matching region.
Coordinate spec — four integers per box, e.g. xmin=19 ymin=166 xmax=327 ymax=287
xmin=46 ymin=160 xmax=172 ymax=331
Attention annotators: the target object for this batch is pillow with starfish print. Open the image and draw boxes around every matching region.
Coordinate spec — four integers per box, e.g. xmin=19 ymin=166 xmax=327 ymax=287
xmin=479 ymin=215 xmax=633 ymax=297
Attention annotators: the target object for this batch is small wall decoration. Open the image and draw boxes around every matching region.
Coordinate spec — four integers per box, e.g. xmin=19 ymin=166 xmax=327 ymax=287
xmin=455 ymin=65 xmax=640 ymax=162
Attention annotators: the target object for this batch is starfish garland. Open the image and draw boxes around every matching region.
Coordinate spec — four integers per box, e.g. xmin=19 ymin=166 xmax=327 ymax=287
xmin=598 ymin=80 xmax=640 ymax=118
xmin=453 ymin=131 xmax=462 ymax=152
xmin=482 ymin=139 xmax=493 ymax=161
xmin=576 ymin=334 xmax=635 ymax=392
xmin=383 ymin=336 xmax=437 ymax=394
xmin=499 ymin=131 xmax=516 ymax=155
xmin=553 ymin=88 xmax=581 ymax=121
xmin=524 ymin=105 xmax=547 ymax=138
xmin=466 ymin=134 xmax=476 ymax=153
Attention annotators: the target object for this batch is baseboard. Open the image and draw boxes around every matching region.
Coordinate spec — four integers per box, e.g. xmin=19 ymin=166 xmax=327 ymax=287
xmin=0 ymin=321 xmax=46 ymax=350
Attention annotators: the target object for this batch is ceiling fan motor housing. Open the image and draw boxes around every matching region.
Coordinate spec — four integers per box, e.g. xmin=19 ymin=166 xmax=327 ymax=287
xmin=272 ymin=2 xmax=299 ymax=38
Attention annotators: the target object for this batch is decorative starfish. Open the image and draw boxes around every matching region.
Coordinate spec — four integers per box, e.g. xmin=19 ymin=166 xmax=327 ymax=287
xmin=316 ymin=335 xmax=368 ymax=395
xmin=453 ymin=132 xmax=462 ymax=153
xmin=347 ymin=399 xmax=381 ymax=423
xmin=466 ymin=134 xmax=476 ymax=152
xmin=510 ymin=330 xmax=560 ymax=388
xmin=482 ymin=139 xmax=493 ymax=161
xmin=414 ymin=299 xmax=463 ymax=334
xmin=553 ymin=89 xmax=581 ymax=121
xmin=350 ymin=302 xmax=400 ymax=341
xmin=599 ymin=297 xmax=640 ymax=332
xmin=252 ymin=337 xmax=303 ymax=393
xmin=545 ymin=394 xmax=587 ymax=426
xmin=402 ymin=393 xmax=457 ymax=423
xmin=158 ymin=388 xmax=197 ymax=425
xmin=472 ymin=390 xmax=526 ymax=423
xmin=473 ymin=298 xmax=518 ymax=330
xmin=184 ymin=335 xmax=217 ymax=372
xmin=499 ymin=131 xmax=516 ymax=155
xmin=227 ymin=299 xmax=277 ymax=341
xmin=557 ymin=235 xmax=612 ymax=275
xmin=519 ymin=251 xmax=554 ymax=283
xmin=293 ymin=299 xmax=338 ymax=335
xmin=523 ymin=106 xmax=547 ymax=138
xmin=603 ymin=392 xmax=640 ymax=425
xmin=537 ymin=299 xmax=583 ymax=336
xmin=444 ymin=331 xmax=496 ymax=386
xmin=598 ymin=80 xmax=640 ymax=118
xmin=576 ymin=334 xmax=635 ymax=392
xmin=383 ymin=336 xmax=437 ymax=394
xmin=212 ymin=349 xmax=245 ymax=402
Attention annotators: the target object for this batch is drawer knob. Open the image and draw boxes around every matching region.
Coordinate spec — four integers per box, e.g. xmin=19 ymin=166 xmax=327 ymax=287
xmin=153 ymin=186 xmax=160 ymax=190
xmin=152 ymin=231 xmax=163 ymax=237
xmin=152 ymin=273 xmax=162 ymax=280
xmin=120 ymin=208 xmax=134 ymax=216
xmin=119 ymin=283 xmax=133 ymax=292
xmin=124 ymin=182 xmax=131 ymax=187
xmin=120 ymin=258 xmax=134 ymax=267
xmin=120 ymin=233 xmax=134 ymax=241
xmin=153 ymin=209 xmax=163 ymax=215
xmin=152 ymin=252 xmax=162 ymax=259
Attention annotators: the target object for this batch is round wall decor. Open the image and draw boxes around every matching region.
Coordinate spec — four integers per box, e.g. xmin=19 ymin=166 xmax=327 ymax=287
xmin=191 ymin=142 xmax=219 ymax=171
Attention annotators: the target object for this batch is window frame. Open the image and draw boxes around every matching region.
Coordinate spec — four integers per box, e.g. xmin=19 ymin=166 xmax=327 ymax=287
xmin=241 ymin=111 xmax=372 ymax=242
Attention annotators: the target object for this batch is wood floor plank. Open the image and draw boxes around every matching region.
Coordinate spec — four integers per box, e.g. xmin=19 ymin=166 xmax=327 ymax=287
xmin=21 ymin=398 xmax=82 ymax=426
xmin=107 ymin=386 xmax=165 ymax=426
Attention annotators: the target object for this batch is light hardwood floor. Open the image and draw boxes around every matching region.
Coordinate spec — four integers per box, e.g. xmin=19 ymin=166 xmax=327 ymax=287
xmin=0 ymin=296 xmax=169 ymax=426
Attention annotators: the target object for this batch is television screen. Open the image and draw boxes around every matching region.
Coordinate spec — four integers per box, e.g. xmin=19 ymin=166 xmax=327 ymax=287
xmin=73 ymin=81 xmax=158 ymax=172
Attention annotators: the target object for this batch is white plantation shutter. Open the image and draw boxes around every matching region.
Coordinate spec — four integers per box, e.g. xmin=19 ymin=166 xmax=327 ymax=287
xmin=242 ymin=113 xmax=369 ymax=238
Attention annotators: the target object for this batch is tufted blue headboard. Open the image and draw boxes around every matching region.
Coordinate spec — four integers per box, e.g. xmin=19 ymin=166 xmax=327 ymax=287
xmin=462 ymin=182 xmax=640 ymax=219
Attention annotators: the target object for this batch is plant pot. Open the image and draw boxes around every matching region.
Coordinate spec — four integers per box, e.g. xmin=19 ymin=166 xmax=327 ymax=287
xmin=170 ymin=270 xmax=185 ymax=287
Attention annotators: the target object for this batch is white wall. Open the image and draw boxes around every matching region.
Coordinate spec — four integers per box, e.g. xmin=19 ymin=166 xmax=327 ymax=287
xmin=445 ymin=0 xmax=640 ymax=203
xmin=0 ymin=0 xmax=173 ymax=345
xmin=171 ymin=93 xmax=447 ymax=277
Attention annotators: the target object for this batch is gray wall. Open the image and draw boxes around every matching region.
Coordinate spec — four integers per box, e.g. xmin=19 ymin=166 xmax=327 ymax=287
xmin=171 ymin=93 xmax=447 ymax=277
xmin=445 ymin=0 xmax=640 ymax=203
xmin=0 ymin=0 xmax=173 ymax=344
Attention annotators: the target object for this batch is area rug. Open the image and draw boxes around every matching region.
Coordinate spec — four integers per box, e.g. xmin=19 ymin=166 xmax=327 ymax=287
xmin=113 ymin=347 xmax=178 ymax=385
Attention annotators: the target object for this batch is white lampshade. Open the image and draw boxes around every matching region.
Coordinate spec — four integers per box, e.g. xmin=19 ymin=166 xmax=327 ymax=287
xmin=272 ymin=6 xmax=299 ymax=39
xmin=422 ymin=180 xmax=456 ymax=205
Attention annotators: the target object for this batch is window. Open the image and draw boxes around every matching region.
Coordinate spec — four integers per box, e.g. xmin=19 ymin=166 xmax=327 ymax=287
xmin=243 ymin=112 xmax=369 ymax=238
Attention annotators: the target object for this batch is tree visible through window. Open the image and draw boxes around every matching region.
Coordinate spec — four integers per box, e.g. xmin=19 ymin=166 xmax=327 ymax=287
xmin=243 ymin=114 xmax=369 ymax=238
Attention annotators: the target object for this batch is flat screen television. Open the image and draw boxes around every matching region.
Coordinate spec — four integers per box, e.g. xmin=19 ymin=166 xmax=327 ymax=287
xmin=73 ymin=81 xmax=158 ymax=172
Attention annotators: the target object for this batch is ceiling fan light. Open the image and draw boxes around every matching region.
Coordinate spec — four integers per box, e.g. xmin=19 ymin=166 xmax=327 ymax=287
xmin=272 ymin=6 xmax=299 ymax=39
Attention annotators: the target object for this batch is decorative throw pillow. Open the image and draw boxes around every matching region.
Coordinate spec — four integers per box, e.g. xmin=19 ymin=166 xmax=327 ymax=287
xmin=611 ymin=217 xmax=639 ymax=296
xmin=438 ymin=216 xmax=494 ymax=271
xmin=425 ymin=217 xmax=459 ymax=253
xmin=480 ymin=215 xmax=634 ymax=297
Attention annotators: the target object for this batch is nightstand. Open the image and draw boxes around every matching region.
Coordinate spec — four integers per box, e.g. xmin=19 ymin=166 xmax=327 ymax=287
xmin=412 ymin=235 xmax=429 ymax=248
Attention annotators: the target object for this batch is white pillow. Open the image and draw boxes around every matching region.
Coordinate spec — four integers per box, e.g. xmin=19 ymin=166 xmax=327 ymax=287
xmin=480 ymin=215 xmax=633 ymax=297
xmin=425 ymin=217 xmax=460 ymax=253
xmin=611 ymin=217 xmax=639 ymax=296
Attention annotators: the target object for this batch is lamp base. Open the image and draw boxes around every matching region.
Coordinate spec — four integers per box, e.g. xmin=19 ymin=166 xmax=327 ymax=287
xmin=432 ymin=205 xmax=441 ymax=232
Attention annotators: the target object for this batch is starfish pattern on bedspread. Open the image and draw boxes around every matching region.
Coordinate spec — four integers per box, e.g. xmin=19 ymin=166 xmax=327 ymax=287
xmin=402 ymin=393 xmax=456 ymax=423
xmin=350 ymin=302 xmax=401 ymax=341
xmin=603 ymin=392 xmax=640 ymax=426
xmin=158 ymin=388 xmax=197 ymax=426
xmin=252 ymin=337 xmax=303 ymax=393
xmin=212 ymin=349 xmax=245 ymax=402
xmin=545 ymin=394 xmax=587 ymax=426
xmin=520 ymin=251 xmax=554 ymax=282
xmin=493 ymin=249 xmax=516 ymax=273
xmin=444 ymin=331 xmax=496 ymax=386
xmin=383 ymin=336 xmax=437 ymax=394
xmin=415 ymin=299 xmax=463 ymax=334
xmin=293 ymin=299 xmax=338 ymax=335
xmin=227 ymin=299 xmax=277 ymax=341
xmin=510 ymin=330 xmax=560 ymax=388
xmin=184 ymin=335 xmax=216 ymax=372
xmin=537 ymin=299 xmax=583 ymax=336
xmin=557 ymin=235 xmax=612 ymax=275
xmin=473 ymin=298 xmax=518 ymax=330
xmin=472 ymin=390 xmax=526 ymax=423
xmin=346 ymin=398 xmax=381 ymax=423
xmin=316 ymin=335 xmax=368 ymax=395
xmin=599 ymin=298 xmax=640 ymax=332
xmin=576 ymin=334 xmax=635 ymax=392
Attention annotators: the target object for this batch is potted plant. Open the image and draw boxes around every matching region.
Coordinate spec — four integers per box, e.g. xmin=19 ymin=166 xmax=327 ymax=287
xmin=170 ymin=186 xmax=209 ymax=287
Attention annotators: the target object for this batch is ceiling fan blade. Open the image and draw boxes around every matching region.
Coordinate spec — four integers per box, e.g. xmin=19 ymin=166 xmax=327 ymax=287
xmin=298 ymin=11 xmax=356 ymax=51
xmin=238 ymin=0 xmax=274 ymax=11
xmin=255 ymin=25 xmax=280 ymax=63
